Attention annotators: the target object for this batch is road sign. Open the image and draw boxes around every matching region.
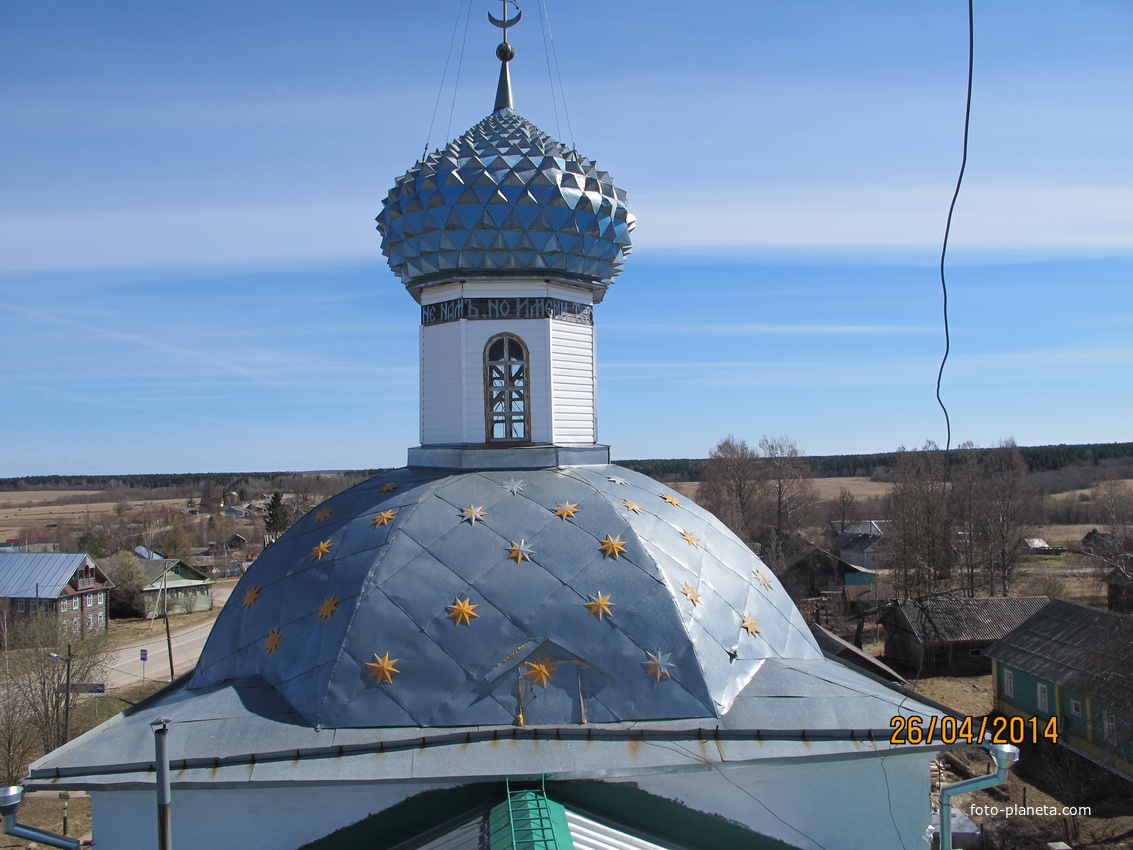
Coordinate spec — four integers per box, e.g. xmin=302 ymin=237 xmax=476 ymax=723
xmin=140 ymin=649 xmax=148 ymax=662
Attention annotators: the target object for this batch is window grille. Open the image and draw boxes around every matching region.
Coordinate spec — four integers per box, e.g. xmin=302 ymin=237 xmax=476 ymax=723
xmin=485 ymin=334 xmax=530 ymax=442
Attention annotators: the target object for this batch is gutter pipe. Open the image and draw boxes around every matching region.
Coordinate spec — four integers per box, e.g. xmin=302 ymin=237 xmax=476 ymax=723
xmin=938 ymin=744 xmax=1018 ymax=850
xmin=1 ymin=786 xmax=81 ymax=849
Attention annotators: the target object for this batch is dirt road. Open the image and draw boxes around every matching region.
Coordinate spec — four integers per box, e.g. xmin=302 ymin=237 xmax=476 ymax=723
xmin=104 ymin=584 xmax=233 ymax=688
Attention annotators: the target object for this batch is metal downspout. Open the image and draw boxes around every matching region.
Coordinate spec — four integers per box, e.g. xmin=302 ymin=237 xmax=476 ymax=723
xmin=1 ymin=786 xmax=80 ymax=849
xmin=938 ymin=744 xmax=1018 ymax=850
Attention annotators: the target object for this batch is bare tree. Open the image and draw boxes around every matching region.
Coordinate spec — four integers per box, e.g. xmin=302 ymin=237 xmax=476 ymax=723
xmin=977 ymin=440 xmax=1040 ymax=596
xmin=885 ymin=442 xmax=953 ymax=597
xmin=950 ymin=442 xmax=984 ymax=597
xmin=698 ymin=435 xmax=764 ymax=543
xmin=1092 ymin=477 xmax=1133 ymax=573
xmin=698 ymin=434 xmax=816 ymax=574
xmin=6 ymin=614 xmax=112 ymax=753
xmin=0 ymin=619 xmax=38 ymax=785
xmin=755 ymin=435 xmax=817 ymax=572
xmin=830 ymin=487 xmax=858 ymax=534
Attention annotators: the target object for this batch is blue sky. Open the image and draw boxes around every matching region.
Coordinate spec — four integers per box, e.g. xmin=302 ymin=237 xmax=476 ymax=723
xmin=2 ymin=1 xmax=1130 ymax=476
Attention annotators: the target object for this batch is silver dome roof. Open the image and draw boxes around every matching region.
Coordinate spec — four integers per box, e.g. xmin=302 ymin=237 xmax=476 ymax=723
xmin=191 ymin=465 xmax=821 ymax=729
xmin=376 ymin=109 xmax=635 ymax=289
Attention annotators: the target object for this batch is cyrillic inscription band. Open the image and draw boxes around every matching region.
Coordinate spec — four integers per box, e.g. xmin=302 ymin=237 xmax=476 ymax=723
xmin=421 ymin=297 xmax=593 ymax=327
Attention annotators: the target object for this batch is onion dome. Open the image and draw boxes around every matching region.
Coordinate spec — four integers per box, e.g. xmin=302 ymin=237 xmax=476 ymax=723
xmin=190 ymin=465 xmax=821 ymax=729
xmin=377 ymin=109 xmax=635 ymax=291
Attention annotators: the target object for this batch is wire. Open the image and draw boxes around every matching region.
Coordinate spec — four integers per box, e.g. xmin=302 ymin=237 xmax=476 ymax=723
xmin=424 ymin=0 xmax=471 ymax=158
xmin=536 ymin=0 xmax=562 ymax=140
xmin=540 ymin=0 xmax=575 ymax=151
xmin=935 ymin=0 xmax=975 ymax=453
xmin=445 ymin=0 xmax=476 ymax=144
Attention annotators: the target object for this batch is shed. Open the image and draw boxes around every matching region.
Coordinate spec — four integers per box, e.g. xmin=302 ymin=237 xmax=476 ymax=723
xmin=1104 ymin=568 xmax=1133 ymax=614
xmin=880 ymin=596 xmax=1048 ymax=674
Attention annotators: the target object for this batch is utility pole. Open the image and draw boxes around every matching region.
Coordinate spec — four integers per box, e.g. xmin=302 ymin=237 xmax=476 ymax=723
xmin=163 ymin=568 xmax=175 ymax=680
xmin=47 ymin=643 xmax=74 ymax=743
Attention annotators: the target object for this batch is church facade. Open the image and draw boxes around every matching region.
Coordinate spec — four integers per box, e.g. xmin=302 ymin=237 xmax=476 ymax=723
xmin=27 ymin=14 xmax=958 ymax=850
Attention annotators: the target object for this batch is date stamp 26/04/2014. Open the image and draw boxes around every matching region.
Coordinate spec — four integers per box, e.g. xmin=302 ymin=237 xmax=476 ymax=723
xmin=890 ymin=714 xmax=1059 ymax=746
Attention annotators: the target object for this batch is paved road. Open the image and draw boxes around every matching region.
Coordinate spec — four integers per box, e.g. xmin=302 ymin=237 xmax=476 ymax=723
xmin=104 ymin=584 xmax=233 ymax=688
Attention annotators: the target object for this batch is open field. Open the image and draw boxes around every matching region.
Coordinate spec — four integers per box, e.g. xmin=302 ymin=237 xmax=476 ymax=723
xmin=0 ymin=497 xmax=186 ymax=540
xmin=809 ymin=476 xmax=895 ymax=500
xmin=0 ymin=489 xmax=105 ymax=503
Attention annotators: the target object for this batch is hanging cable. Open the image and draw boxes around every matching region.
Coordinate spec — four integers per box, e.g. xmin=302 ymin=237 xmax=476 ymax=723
xmin=540 ymin=0 xmax=575 ymax=151
xmin=536 ymin=0 xmax=563 ymax=140
xmin=936 ymin=0 xmax=975 ymax=453
xmin=424 ymin=0 xmax=470 ymax=158
xmin=445 ymin=0 xmax=476 ymax=143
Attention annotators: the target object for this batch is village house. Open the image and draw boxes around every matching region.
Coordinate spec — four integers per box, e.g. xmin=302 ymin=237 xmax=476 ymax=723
xmin=1103 ymin=568 xmax=1133 ymax=614
xmin=880 ymin=595 xmax=1048 ymax=674
xmin=138 ymin=558 xmax=215 ymax=617
xmin=0 ymin=552 xmax=114 ymax=641
xmin=984 ymin=598 xmax=1133 ymax=782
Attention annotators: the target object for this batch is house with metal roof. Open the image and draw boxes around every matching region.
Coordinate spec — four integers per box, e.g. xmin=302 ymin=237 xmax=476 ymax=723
xmin=138 ymin=558 xmax=214 ymax=617
xmin=880 ymin=596 xmax=1049 ymax=674
xmin=0 ymin=552 xmax=113 ymax=642
xmin=23 ymin=14 xmax=979 ymax=850
xmin=984 ymin=598 xmax=1133 ymax=783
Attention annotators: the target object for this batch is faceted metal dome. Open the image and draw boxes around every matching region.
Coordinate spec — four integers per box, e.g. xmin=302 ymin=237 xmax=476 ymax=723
xmin=191 ymin=465 xmax=820 ymax=729
xmin=377 ymin=109 xmax=635 ymax=289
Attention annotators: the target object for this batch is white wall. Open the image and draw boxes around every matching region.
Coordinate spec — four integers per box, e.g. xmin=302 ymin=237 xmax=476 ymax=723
xmin=549 ymin=320 xmax=596 ymax=444
xmin=418 ymin=280 xmax=598 ymax=446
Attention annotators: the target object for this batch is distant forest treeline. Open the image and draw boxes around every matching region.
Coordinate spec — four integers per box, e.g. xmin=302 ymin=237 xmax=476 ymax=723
xmin=615 ymin=441 xmax=1133 ymax=482
xmin=0 ymin=470 xmax=391 ymax=495
xmin=2 ymin=442 xmax=1130 ymax=493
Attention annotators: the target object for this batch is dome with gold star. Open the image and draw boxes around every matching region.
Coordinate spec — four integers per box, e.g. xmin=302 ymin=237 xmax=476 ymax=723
xmin=190 ymin=464 xmax=821 ymax=729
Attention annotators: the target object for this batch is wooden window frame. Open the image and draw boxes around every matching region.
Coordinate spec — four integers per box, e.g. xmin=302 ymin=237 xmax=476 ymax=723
xmin=484 ymin=333 xmax=531 ymax=443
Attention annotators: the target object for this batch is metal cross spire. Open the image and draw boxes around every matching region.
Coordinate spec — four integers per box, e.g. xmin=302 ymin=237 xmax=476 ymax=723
xmin=489 ymin=0 xmax=521 ymax=112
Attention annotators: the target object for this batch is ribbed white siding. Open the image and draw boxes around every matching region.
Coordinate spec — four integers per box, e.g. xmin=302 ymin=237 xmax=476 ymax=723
xmin=549 ymin=320 xmax=596 ymax=443
xmin=420 ymin=322 xmax=466 ymax=444
xmin=565 ymin=808 xmax=683 ymax=850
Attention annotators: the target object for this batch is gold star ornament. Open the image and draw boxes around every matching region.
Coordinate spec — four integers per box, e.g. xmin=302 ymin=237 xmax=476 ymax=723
xmin=365 ymin=652 xmax=400 ymax=685
xmin=552 ymin=501 xmax=579 ymax=520
xmin=583 ymin=592 xmax=614 ymax=621
xmin=242 ymin=585 xmax=261 ymax=609
xmin=317 ymin=595 xmax=340 ymax=621
xmin=314 ymin=507 xmax=334 ymax=523
xmin=680 ymin=530 xmax=700 ymax=548
xmin=310 ymin=539 xmax=332 ymax=560
xmin=660 ymin=493 xmax=682 ymax=506
xmin=680 ymin=583 xmax=701 ymax=605
xmin=371 ymin=509 xmax=397 ymax=528
xmin=460 ymin=505 xmax=487 ymax=525
xmin=506 ymin=540 xmax=535 ymax=564
xmin=753 ymin=570 xmax=773 ymax=589
xmin=740 ymin=615 xmax=761 ymax=637
xmin=446 ymin=597 xmax=480 ymax=627
xmin=621 ymin=499 xmax=644 ymax=515
xmin=642 ymin=649 xmax=675 ymax=682
xmin=264 ymin=628 xmax=283 ymax=655
xmin=379 ymin=481 xmax=402 ymax=493
xmin=598 ymin=534 xmax=628 ymax=559
xmin=523 ymin=654 xmax=557 ymax=688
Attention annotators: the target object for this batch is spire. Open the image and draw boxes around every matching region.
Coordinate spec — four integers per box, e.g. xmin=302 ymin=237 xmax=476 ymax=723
xmin=488 ymin=0 xmax=521 ymax=112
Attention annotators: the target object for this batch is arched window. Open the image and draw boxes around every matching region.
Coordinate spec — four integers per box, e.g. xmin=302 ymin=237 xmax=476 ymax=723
xmin=485 ymin=334 xmax=529 ymax=442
